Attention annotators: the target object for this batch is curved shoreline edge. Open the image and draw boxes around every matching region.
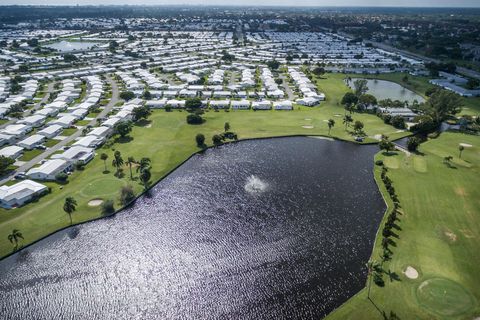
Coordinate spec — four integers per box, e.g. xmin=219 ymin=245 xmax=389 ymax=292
xmin=0 ymin=133 xmax=393 ymax=318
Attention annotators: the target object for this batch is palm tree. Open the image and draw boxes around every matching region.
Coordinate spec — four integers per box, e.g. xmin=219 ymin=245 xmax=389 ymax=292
xmin=100 ymin=153 xmax=108 ymax=172
xmin=224 ymin=122 xmax=230 ymax=132
xmin=136 ymin=157 xmax=151 ymax=173
xmin=8 ymin=229 xmax=24 ymax=251
xmin=112 ymin=151 xmax=124 ymax=176
xmin=63 ymin=197 xmax=77 ymax=225
xmin=139 ymin=168 xmax=152 ymax=191
xmin=328 ymin=119 xmax=335 ymax=135
xmin=126 ymin=156 xmax=136 ymax=180
xmin=343 ymin=115 xmax=353 ymax=130
xmin=459 ymin=145 xmax=464 ymax=158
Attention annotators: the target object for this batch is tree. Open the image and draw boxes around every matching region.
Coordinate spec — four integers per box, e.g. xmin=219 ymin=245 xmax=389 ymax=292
xmin=410 ymin=115 xmax=437 ymax=134
xmin=379 ymin=136 xmax=395 ymax=153
xmin=63 ymin=53 xmax=77 ymax=62
xmin=139 ymin=168 xmax=152 ymax=191
xmin=102 ymin=200 xmax=115 ymax=215
xmin=55 ymin=172 xmax=68 ymax=183
xmin=466 ymin=79 xmax=480 ymax=90
xmin=212 ymin=134 xmax=223 ymax=146
xmin=353 ymin=79 xmax=368 ymax=97
xmin=126 ymin=156 xmax=136 ymax=179
xmin=0 ymin=155 xmax=15 ymax=175
xmin=312 ymin=67 xmax=325 ymax=76
xmin=341 ymin=92 xmax=358 ymax=112
xmin=443 ymin=155 xmax=453 ymax=166
xmin=100 ymin=153 xmax=109 ymax=172
xmin=132 ymin=106 xmax=151 ymax=122
xmin=18 ymin=64 xmax=29 ymax=73
xmin=136 ymin=157 xmax=151 ymax=173
xmin=391 ymin=116 xmax=406 ymax=129
xmin=114 ymin=120 xmax=133 ymax=138
xmin=119 ymin=91 xmax=135 ymax=101
xmin=112 ymin=151 xmax=124 ymax=176
xmin=327 ymin=119 xmax=335 ymax=135
xmin=119 ymin=185 xmax=135 ymax=206
xmin=186 ymin=114 xmax=203 ymax=124
xmin=8 ymin=229 xmax=24 ymax=251
xmin=407 ymin=137 xmax=421 ymax=152
xmin=353 ymin=120 xmax=364 ymax=134
xmin=426 ymin=90 xmax=463 ymax=122
xmin=185 ymin=97 xmax=202 ymax=110
xmin=343 ymin=115 xmax=353 ymax=130
xmin=142 ymin=90 xmax=151 ymax=100
xmin=196 ymin=133 xmax=205 ymax=147
xmin=224 ymin=122 xmax=230 ymax=132
xmin=459 ymin=145 xmax=464 ymax=158
xmin=357 ymin=94 xmax=377 ymax=110
xmin=63 ymin=197 xmax=77 ymax=225
xmin=267 ymin=60 xmax=280 ymax=70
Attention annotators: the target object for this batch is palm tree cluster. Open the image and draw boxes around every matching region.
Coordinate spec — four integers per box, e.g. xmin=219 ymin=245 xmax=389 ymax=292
xmin=8 ymin=229 xmax=24 ymax=251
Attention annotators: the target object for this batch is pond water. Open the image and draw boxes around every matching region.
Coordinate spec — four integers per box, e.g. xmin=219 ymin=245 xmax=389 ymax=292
xmin=44 ymin=40 xmax=101 ymax=52
xmin=350 ymin=78 xmax=425 ymax=103
xmin=0 ymin=137 xmax=386 ymax=320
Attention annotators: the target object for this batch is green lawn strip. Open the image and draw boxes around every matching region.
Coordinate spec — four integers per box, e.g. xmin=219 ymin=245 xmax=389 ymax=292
xmin=44 ymin=139 xmax=59 ymax=148
xmin=18 ymin=149 xmax=44 ymax=161
xmin=327 ymin=131 xmax=480 ymax=319
xmin=61 ymin=128 xmax=77 ymax=136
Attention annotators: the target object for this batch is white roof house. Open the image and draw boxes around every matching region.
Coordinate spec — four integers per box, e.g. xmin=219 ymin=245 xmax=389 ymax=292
xmin=273 ymin=100 xmax=293 ymax=110
xmin=102 ymin=117 xmax=122 ymax=128
xmin=2 ymin=124 xmax=32 ymax=137
xmin=17 ymin=134 xmax=45 ymax=150
xmin=0 ymin=133 xmax=15 ymax=147
xmin=51 ymin=146 xmax=94 ymax=164
xmin=145 ymin=99 xmax=168 ymax=109
xmin=0 ymin=145 xmax=24 ymax=159
xmin=50 ymin=115 xmax=76 ymax=128
xmin=73 ymin=135 xmax=105 ymax=148
xmin=18 ymin=115 xmax=46 ymax=128
xmin=37 ymin=124 xmax=63 ymax=138
xmin=88 ymin=126 xmax=112 ymax=138
xmin=0 ymin=179 xmax=48 ymax=209
xmin=209 ymin=100 xmax=231 ymax=109
xmin=252 ymin=100 xmax=272 ymax=110
xmin=27 ymin=159 xmax=71 ymax=181
xmin=231 ymin=100 xmax=251 ymax=109
xmin=296 ymin=97 xmax=320 ymax=106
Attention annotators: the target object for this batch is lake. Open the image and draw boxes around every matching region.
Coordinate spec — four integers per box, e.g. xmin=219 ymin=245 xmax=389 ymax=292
xmin=350 ymin=78 xmax=425 ymax=103
xmin=44 ymin=40 xmax=102 ymax=52
xmin=0 ymin=137 xmax=386 ymax=320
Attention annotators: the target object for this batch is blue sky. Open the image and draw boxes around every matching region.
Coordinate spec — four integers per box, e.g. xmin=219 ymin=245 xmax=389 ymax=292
xmin=1 ymin=0 xmax=479 ymax=6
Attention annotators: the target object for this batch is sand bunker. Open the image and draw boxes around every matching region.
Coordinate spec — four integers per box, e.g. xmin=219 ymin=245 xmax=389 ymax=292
xmin=302 ymin=125 xmax=314 ymax=129
xmin=404 ymin=266 xmax=419 ymax=279
xmin=304 ymin=118 xmax=312 ymax=121
xmin=88 ymin=199 xmax=104 ymax=207
xmin=459 ymin=143 xmax=472 ymax=148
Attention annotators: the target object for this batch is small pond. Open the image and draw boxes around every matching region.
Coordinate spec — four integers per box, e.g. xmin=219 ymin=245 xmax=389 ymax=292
xmin=0 ymin=137 xmax=386 ymax=319
xmin=350 ymin=78 xmax=425 ymax=103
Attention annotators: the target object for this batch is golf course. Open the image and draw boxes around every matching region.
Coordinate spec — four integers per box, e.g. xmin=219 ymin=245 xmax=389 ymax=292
xmin=1 ymin=72 xmax=479 ymax=319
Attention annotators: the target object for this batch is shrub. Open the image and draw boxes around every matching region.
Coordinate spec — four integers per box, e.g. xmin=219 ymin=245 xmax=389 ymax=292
xmin=407 ymin=136 xmax=421 ymax=152
xmin=195 ymin=133 xmax=205 ymax=147
xmin=186 ymin=114 xmax=203 ymax=125
xmin=101 ymin=200 xmax=115 ymax=215
xmin=391 ymin=116 xmax=406 ymax=129
xmin=119 ymin=185 xmax=135 ymax=206
xmin=375 ymin=160 xmax=384 ymax=166
xmin=55 ymin=172 xmax=68 ymax=182
xmin=212 ymin=134 xmax=223 ymax=146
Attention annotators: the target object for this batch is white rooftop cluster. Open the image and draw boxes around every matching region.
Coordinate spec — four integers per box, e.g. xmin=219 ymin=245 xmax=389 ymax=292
xmin=117 ymin=71 xmax=144 ymax=91
xmin=133 ymin=69 xmax=165 ymax=90
xmin=261 ymin=67 xmax=284 ymax=99
xmin=240 ymin=68 xmax=255 ymax=88
xmin=208 ymin=69 xmax=225 ymax=85
xmin=289 ymin=67 xmax=325 ymax=106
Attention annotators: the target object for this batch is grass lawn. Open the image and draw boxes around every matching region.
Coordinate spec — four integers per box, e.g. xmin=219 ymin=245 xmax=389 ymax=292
xmin=44 ymin=139 xmax=59 ymax=148
xmin=18 ymin=149 xmax=44 ymax=161
xmin=61 ymin=128 xmax=77 ymax=136
xmin=0 ymin=74 xmax=408 ymax=260
xmin=327 ymin=131 xmax=480 ymax=319
xmin=75 ymin=120 xmax=91 ymax=126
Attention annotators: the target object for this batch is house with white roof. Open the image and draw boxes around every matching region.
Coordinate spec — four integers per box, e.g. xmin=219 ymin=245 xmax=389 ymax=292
xmin=88 ymin=126 xmax=112 ymax=139
xmin=0 ymin=179 xmax=48 ymax=209
xmin=231 ymin=100 xmax=251 ymax=110
xmin=209 ymin=100 xmax=231 ymax=109
xmin=51 ymin=146 xmax=94 ymax=164
xmin=0 ymin=133 xmax=15 ymax=147
xmin=27 ymin=159 xmax=71 ymax=181
xmin=50 ymin=115 xmax=76 ymax=128
xmin=273 ymin=100 xmax=293 ymax=110
xmin=18 ymin=115 xmax=46 ymax=128
xmin=74 ymin=135 xmax=105 ymax=148
xmin=102 ymin=117 xmax=122 ymax=128
xmin=0 ymin=145 xmax=24 ymax=159
xmin=37 ymin=124 xmax=64 ymax=138
xmin=2 ymin=124 xmax=32 ymax=137
xmin=252 ymin=100 xmax=272 ymax=110
xmin=17 ymin=134 xmax=45 ymax=150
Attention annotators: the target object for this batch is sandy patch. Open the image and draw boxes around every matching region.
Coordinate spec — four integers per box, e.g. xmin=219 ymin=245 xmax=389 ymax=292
xmin=459 ymin=229 xmax=475 ymax=239
xmin=88 ymin=199 xmax=104 ymax=207
xmin=444 ymin=230 xmax=458 ymax=242
xmin=459 ymin=143 xmax=473 ymax=148
xmin=309 ymin=136 xmax=334 ymax=141
xmin=395 ymin=130 xmax=405 ymax=133
xmin=145 ymin=124 xmax=152 ymax=128
xmin=334 ymin=114 xmax=342 ymax=117
xmin=302 ymin=125 xmax=314 ymax=129
xmin=304 ymin=118 xmax=312 ymax=121
xmin=373 ymin=134 xmax=383 ymax=141
xmin=455 ymin=187 xmax=467 ymax=197
xmin=404 ymin=266 xmax=419 ymax=279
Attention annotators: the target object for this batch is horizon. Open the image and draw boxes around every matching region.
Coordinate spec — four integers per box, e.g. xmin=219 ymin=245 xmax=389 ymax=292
xmin=1 ymin=1 xmax=480 ymax=8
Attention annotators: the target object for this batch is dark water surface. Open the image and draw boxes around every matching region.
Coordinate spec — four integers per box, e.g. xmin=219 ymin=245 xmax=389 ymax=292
xmin=0 ymin=137 xmax=386 ymax=320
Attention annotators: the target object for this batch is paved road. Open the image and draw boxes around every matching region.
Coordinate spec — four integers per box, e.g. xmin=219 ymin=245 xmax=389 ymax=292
xmin=0 ymin=75 xmax=120 ymax=185
xmin=0 ymin=81 xmax=56 ymax=130
xmin=279 ymin=74 xmax=295 ymax=101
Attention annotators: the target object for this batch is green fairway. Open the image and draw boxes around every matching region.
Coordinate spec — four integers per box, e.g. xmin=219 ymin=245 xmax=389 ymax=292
xmin=327 ymin=131 xmax=480 ymax=319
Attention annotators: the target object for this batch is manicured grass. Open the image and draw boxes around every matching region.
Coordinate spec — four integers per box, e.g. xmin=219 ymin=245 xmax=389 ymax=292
xmin=327 ymin=131 xmax=480 ymax=319
xmin=44 ymin=139 xmax=59 ymax=148
xmin=61 ymin=128 xmax=77 ymax=136
xmin=18 ymin=149 xmax=44 ymax=161
xmin=75 ymin=120 xmax=91 ymax=126
xmin=0 ymin=74 xmax=407 ymax=260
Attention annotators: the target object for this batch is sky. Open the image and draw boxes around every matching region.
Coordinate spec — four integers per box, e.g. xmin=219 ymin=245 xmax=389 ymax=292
xmin=1 ymin=0 xmax=479 ymax=7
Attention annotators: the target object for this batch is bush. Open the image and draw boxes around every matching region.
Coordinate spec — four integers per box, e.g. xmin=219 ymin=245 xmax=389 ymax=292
xmin=391 ymin=116 xmax=406 ymax=129
xmin=407 ymin=136 xmax=421 ymax=152
xmin=55 ymin=172 xmax=68 ymax=182
xmin=101 ymin=200 xmax=115 ymax=215
xmin=119 ymin=185 xmax=135 ymax=206
xmin=165 ymin=105 xmax=172 ymax=112
xmin=212 ymin=134 xmax=223 ymax=146
xmin=195 ymin=133 xmax=205 ymax=147
xmin=186 ymin=114 xmax=204 ymax=125
xmin=375 ymin=160 xmax=384 ymax=166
